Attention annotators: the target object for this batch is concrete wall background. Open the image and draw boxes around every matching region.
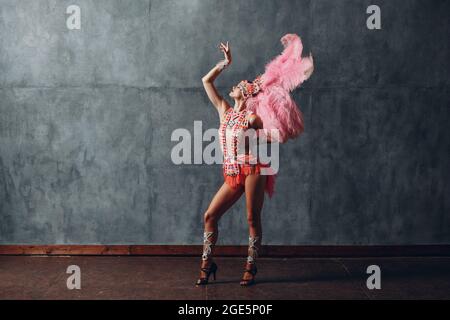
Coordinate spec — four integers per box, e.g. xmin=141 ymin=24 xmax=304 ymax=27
xmin=0 ymin=0 xmax=449 ymax=245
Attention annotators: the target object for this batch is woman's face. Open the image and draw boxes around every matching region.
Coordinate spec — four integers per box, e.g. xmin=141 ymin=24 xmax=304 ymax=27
xmin=229 ymin=84 xmax=243 ymax=99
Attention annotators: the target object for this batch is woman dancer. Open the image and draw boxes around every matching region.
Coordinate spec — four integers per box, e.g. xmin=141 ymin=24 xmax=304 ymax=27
xmin=196 ymin=34 xmax=314 ymax=286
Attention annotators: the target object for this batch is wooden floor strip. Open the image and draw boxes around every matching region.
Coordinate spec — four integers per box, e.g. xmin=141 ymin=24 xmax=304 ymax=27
xmin=0 ymin=245 xmax=449 ymax=257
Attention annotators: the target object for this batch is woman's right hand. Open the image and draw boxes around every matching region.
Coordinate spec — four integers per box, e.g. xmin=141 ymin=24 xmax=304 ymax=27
xmin=219 ymin=41 xmax=232 ymax=64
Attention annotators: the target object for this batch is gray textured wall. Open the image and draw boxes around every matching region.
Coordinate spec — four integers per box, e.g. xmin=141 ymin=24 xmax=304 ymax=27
xmin=0 ymin=0 xmax=449 ymax=245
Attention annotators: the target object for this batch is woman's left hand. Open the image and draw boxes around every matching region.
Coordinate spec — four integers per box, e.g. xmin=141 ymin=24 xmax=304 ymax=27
xmin=219 ymin=41 xmax=232 ymax=64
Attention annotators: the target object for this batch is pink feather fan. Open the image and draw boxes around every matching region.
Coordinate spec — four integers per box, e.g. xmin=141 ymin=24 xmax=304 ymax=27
xmin=246 ymin=33 xmax=314 ymax=143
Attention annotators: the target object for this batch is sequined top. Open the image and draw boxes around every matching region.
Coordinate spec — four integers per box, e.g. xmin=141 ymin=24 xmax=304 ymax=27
xmin=218 ymin=108 xmax=258 ymax=177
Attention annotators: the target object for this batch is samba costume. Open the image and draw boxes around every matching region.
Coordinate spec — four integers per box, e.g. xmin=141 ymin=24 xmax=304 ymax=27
xmin=198 ymin=34 xmax=314 ymax=284
xmin=219 ymin=107 xmax=276 ymax=198
xmin=219 ymin=33 xmax=314 ymax=198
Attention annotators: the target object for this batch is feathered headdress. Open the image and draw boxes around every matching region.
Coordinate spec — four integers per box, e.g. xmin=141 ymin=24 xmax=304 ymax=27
xmin=245 ymin=33 xmax=314 ymax=143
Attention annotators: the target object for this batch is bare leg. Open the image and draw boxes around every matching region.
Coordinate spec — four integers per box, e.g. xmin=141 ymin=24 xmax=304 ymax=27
xmin=241 ymin=173 xmax=266 ymax=284
xmin=199 ymin=182 xmax=244 ymax=279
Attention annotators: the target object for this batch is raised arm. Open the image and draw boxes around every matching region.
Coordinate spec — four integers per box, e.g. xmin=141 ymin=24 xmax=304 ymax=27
xmin=202 ymin=41 xmax=232 ymax=115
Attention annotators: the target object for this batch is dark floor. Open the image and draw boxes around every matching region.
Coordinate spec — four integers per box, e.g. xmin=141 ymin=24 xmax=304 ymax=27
xmin=0 ymin=256 xmax=449 ymax=299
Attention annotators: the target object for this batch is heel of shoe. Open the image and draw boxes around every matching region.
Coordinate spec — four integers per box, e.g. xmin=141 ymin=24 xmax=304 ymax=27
xmin=211 ymin=262 xmax=218 ymax=280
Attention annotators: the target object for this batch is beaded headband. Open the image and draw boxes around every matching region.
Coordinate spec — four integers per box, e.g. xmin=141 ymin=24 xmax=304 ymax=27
xmin=237 ymin=75 xmax=263 ymax=99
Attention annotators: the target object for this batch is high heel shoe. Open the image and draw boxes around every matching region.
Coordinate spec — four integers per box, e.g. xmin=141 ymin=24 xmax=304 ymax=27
xmin=195 ymin=261 xmax=218 ymax=286
xmin=240 ymin=265 xmax=257 ymax=286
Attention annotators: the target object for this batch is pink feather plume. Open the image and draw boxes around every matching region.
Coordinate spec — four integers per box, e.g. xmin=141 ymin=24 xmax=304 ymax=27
xmin=247 ymin=33 xmax=314 ymax=143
